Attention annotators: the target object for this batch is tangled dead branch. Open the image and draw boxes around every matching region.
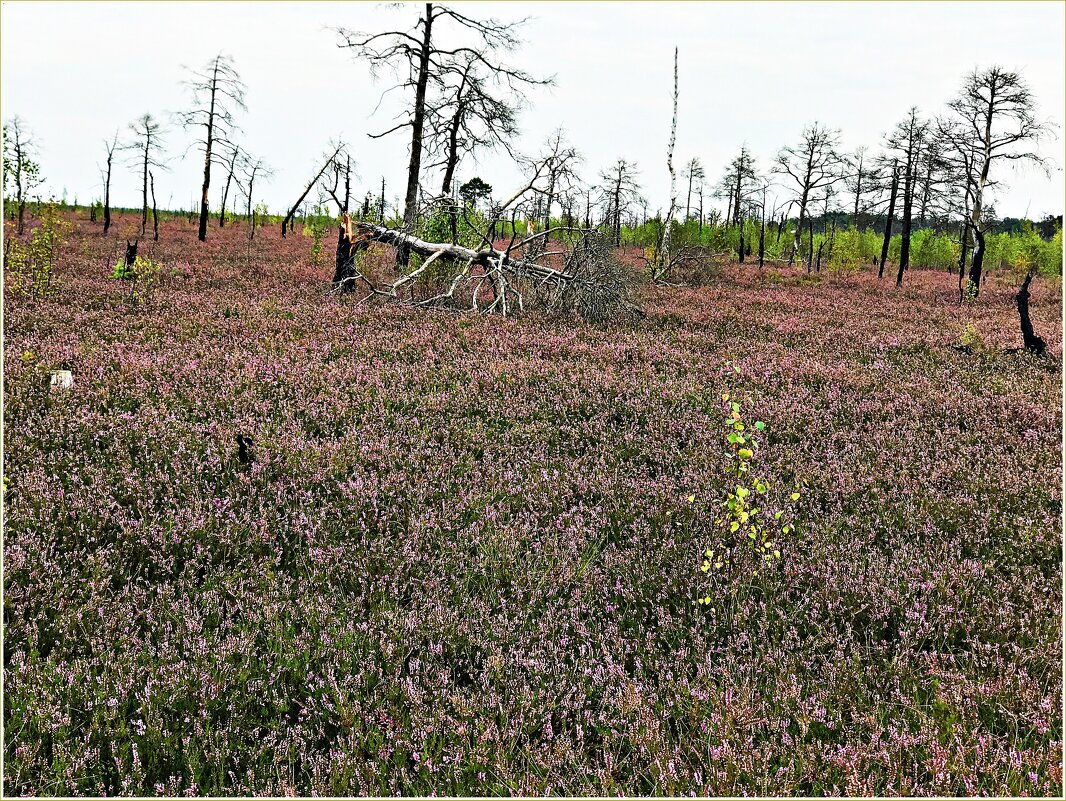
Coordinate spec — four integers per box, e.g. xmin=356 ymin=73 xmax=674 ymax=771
xmin=333 ymin=214 xmax=643 ymax=323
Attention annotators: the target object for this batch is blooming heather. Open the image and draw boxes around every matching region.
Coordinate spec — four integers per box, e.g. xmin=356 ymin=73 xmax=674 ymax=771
xmin=2 ymin=212 xmax=1062 ymax=795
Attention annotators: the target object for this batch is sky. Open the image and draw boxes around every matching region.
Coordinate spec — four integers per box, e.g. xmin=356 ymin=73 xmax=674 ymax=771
xmin=2 ymin=0 xmax=1064 ymax=220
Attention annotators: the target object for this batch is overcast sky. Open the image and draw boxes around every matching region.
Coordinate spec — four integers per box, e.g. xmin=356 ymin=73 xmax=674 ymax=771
xmin=2 ymin=1 xmax=1063 ymax=219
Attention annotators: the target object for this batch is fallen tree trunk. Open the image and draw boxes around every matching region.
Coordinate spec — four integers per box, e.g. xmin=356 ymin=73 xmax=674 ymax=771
xmin=334 ymin=217 xmax=643 ymax=323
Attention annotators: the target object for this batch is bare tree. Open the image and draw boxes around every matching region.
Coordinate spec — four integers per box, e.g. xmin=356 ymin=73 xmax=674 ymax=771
xmin=655 ymin=47 xmax=680 ymax=283
xmin=682 ymin=157 xmax=705 ymax=221
xmin=424 ymin=50 xmax=548 ymax=198
xmin=2 ymin=116 xmax=43 ymax=235
xmin=844 ymin=145 xmax=884 ymax=228
xmin=884 ymin=107 xmax=928 ymax=286
xmin=336 ymin=3 xmax=545 ymax=252
xmin=236 ymin=154 xmax=272 ymax=241
xmin=124 ymin=114 xmax=167 ymax=237
xmin=217 ymin=144 xmax=241 ymax=228
xmin=599 ymin=159 xmax=642 ymax=247
xmin=280 ymin=142 xmax=346 ymax=237
xmin=178 ymin=53 xmax=247 ymax=242
xmin=773 ymin=122 xmax=845 ymax=266
xmin=939 ymin=66 xmax=1053 ymax=296
xmin=530 ymin=129 xmax=582 ymax=243
xmin=100 ymin=131 xmax=119 ymax=234
xmin=149 ymin=170 xmax=160 ymax=241
xmin=877 ymin=161 xmax=900 ymax=279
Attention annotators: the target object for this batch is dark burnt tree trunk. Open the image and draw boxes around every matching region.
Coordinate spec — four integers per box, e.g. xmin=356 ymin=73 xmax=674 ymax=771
xmin=218 ymin=147 xmax=239 ymax=228
xmin=281 ymin=144 xmax=344 ymax=237
xmin=397 ymin=3 xmax=435 ymax=268
xmin=141 ymin=137 xmax=150 ymax=237
xmin=197 ymin=58 xmax=220 ymax=242
xmin=149 ymin=170 xmax=159 ymax=241
xmin=1016 ymin=268 xmax=1046 ymax=356
xmin=969 ymin=227 xmax=986 ymax=297
xmin=333 ymin=215 xmax=368 ymax=292
xmin=897 ymin=152 xmax=916 ymax=287
xmin=807 ymin=217 xmax=814 ymax=274
xmin=103 ymin=135 xmax=116 ymax=234
xmin=957 ymin=222 xmax=969 ymax=302
xmin=758 ymin=208 xmax=766 ymax=268
xmin=878 ymin=164 xmax=899 ymax=279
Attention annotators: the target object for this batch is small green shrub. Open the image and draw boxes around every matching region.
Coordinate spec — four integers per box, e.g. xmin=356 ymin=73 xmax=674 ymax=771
xmin=4 ymin=200 xmax=69 ymax=298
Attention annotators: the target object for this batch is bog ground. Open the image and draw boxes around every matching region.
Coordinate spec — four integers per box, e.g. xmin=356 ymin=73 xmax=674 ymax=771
xmin=3 ymin=214 xmax=1063 ymax=795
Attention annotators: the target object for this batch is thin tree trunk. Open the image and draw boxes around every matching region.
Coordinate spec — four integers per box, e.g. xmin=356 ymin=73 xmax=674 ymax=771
xmin=897 ymin=150 xmax=916 ymax=286
xmin=197 ymin=59 xmax=220 ymax=242
xmin=150 ymin=170 xmax=159 ymax=241
xmin=141 ymin=139 xmax=149 ymax=237
xmin=758 ymin=207 xmax=766 ymax=268
xmin=398 ymin=2 xmax=435 ymax=267
xmin=878 ymin=165 xmax=899 ymax=279
xmin=219 ymin=148 xmax=238 ymax=228
xmin=103 ymin=157 xmax=113 ymax=234
xmin=807 ymin=217 xmax=814 ymax=274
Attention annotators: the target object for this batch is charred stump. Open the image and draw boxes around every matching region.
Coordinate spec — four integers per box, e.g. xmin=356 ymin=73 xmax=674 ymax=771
xmin=332 ymin=214 xmax=367 ymax=292
xmin=124 ymin=240 xmax=138 ymax=269
xmin=1016 ymin=268 xmax=1046 ymax=357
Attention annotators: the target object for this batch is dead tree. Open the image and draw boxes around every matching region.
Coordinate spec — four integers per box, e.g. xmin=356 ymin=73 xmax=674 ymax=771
xmin=532 ymin=129 xmax=582 ymax=244
xmin=885 ymin=108 xmax=928 ymax=286
xmin=218 ymin=145 xmax=241 ymax=228
xmin=877 ymin=162 xmax=900 ymax=279
xmin=178 ymin=53 xmax=247 ymax=242
xmin=336 ymin=2 xmax=542 ymax=264
xmin=149 ymin=170 xmax=160 ymax=241
xmin=2 ymin=116 xmax=43 ymax=235
xmin=337 ymin=217 xmax=641 ymax=323
xmin=598 ymin=159 xmax=642 ymax=247
xmin=654 ymin=47 xmax=680 ymax=283
xmin=1016 ymin=266 xmax=1046 ymax=356
xmin=845 ymin=146 xmax=881 ymax=229
xmin=124 ymin=114 xmax=166 ymax=238
xmin=280 ymin=143 xmax=346 ymax=237
xmin=773 ymin=123 xmax=844 ymax=267
xmin=716 ymin=146 xmax=759 ymax=229
xmin=331 ymin=157 xmax=642 ymax=322
xmin=682 ymin=157 xmax=705 ymax=222
xmin=939 ymin=66 xmax=1052 ymax=297
xmin=236 ymin=155 xmax=271 ymax=241
xmin=322 ymin=153 xmax=359 ymax=288
xmin=100 ymin=131 xmax=118 ymax=234
xmin=425 ymin=50 xmax=548 ymax=199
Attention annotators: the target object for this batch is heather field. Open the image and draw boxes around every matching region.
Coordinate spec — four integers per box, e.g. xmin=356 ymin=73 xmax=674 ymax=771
xmin=2 ymin=213 xmax=1063 ymax=796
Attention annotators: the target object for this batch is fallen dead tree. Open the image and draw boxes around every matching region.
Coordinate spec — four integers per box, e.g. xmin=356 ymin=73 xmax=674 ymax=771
xmin=333 ymin=214 xmax=644 ymax=323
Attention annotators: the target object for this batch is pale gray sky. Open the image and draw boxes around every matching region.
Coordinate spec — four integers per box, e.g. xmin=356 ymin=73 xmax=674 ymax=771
xmin=2 ymin=1 xmax=1063 ymax=219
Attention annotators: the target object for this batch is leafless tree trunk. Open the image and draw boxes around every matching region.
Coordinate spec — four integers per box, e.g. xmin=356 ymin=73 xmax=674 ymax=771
xmin=940 ymin=66 xmax=1051 ymax=297
xmin=149 ymin=170 xmax=160 ymax=241
xmin=102 ymin=131 xmax=118 ymax=234
xmin=655 ymin=47 xmax=679 ymax=283
xmin=218 ymin=146 xmax=240 ymax=228
xmin=878 ymin=163 xmax=899 ymax=279
xmin=774 ymin=123 xmax=844 ymax=267
xmin=124 ymin=114 xmax=166 ymax=238
xmin=281 ymin=143 xmax=345 ymax=237
xmin=1016 ymin=266 xmax=1046 ymax=356
xmin=179 ymin=54 xmax=247 ymax=243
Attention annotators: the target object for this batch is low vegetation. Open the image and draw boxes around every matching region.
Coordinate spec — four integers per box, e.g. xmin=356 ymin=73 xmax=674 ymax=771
xmin=3 ymin=213 xmax=1061 ymax=795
